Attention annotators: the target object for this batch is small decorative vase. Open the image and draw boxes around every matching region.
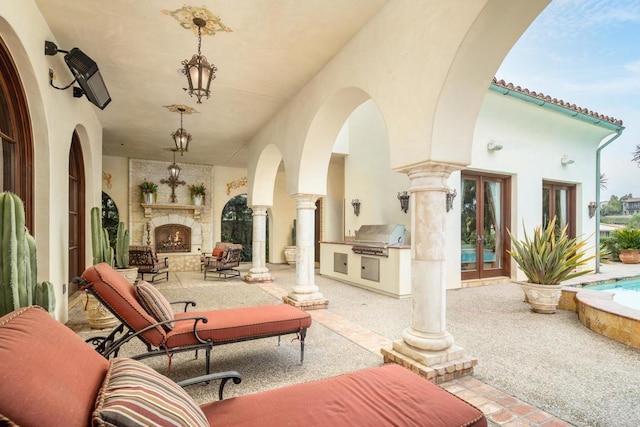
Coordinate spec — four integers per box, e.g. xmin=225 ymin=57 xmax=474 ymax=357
xmin=143 ymin=192 xmax=154 ymax=204
xmin=194 ymin=195 xmax=204 ymax=206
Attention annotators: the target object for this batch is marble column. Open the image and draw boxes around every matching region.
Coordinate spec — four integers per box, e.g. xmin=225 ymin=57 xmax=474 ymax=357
xmin=392 ymin=161 xmax=466 ymax=366
xmin=244 ymin=205 xmax=272 ymax=283
xmin=287 ymin=194 xmax=325 ymax=304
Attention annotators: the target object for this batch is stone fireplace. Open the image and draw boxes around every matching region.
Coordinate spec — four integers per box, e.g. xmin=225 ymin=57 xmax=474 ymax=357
xmin=142 ymin=214 xmax=204 ymax=271
xmin=155 ymin=224 xmax=191 ymax=253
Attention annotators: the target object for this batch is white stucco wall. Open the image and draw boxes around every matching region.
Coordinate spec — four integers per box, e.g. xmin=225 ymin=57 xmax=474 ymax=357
xmin=0 ymin=0 xmax=104 ymax=321
xmin=102 ymin=156 xmax=129 ymax=226
xmin=445 ymin=90 xmax=616 ymax=287
xmin=344 ymin=100 xmax=411 ymax=236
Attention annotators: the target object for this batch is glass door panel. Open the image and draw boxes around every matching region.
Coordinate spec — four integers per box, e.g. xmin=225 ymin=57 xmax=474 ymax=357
xmin=483 ymin=180 xmax=502 ymax=270
xmin=461 ymin=173 xmax=510 ymax=280
xmin=461 ymin=178 xmax=478 ymax=272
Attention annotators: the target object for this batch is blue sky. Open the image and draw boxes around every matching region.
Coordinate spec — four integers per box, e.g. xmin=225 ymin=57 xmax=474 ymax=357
xmin=497 ymin=0 xmax=640 ymax=201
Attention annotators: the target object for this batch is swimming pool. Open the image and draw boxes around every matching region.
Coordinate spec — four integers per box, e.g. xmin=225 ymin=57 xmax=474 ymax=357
xmin=586 ymin=279 xmax=640 ymax=311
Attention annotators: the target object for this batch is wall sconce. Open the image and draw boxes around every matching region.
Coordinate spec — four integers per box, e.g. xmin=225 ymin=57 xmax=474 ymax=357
xmin=351 ymin=199 xmax=361 ymax=216
xmin=487 ymin=140 xmax=503 ymax=151
xmin=561 ymin=155 xmax=575 ymax=165
xmin=445 ymin=189 xmax=457 ymax=213
xmin=588 ymin=201 xmax=597 ymax=218
xmin=397 ymin=191 xmax=410 ymax=213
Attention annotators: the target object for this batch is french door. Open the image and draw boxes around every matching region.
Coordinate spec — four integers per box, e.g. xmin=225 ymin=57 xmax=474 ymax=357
xmin=542 ymin=182 xmax=576 ymax=238
xmin=461 ymin=172 xmax=511 ymax=280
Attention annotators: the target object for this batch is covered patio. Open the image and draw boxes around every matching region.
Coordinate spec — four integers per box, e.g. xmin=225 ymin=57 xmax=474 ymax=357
xmin=69 ymin=262 xmax=640 ymax=427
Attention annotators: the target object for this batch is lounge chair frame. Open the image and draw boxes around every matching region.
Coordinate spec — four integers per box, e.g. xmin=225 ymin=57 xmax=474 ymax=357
xmin=78 ymin=264 xmax=310 ymax=376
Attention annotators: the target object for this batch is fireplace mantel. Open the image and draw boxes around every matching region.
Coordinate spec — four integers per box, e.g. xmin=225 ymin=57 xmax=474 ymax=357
xmin=141 ymin=203 xmax=203 ymax=220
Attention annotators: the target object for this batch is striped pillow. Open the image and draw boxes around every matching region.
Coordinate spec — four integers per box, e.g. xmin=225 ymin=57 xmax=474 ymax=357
xmin=93 ymin=358 xmax=208 ymax=427
xmin=135 ymin=281 xmax=174 ymax=330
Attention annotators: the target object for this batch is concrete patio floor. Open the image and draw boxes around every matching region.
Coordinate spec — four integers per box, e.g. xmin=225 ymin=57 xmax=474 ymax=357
xmin=68 ymin=262 xmax=640 ymax=427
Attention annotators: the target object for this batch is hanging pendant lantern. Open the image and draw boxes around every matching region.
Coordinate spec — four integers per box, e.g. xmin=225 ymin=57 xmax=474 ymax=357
xmin=171 ymin=107 xmax=191 ymax=155
xmin=182 ymin=17 xmax=217 ymax=103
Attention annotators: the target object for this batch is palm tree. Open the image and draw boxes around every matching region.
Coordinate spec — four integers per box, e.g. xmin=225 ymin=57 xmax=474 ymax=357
xmin=600 ymin=173 xmax=608 ymax=190
xmin=632 ymin=144 xmax=640 ymax=166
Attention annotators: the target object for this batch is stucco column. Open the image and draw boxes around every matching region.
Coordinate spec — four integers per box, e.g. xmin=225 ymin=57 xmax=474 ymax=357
xmin=392 ymin=161 xmax=465 ymax=365
xmin=244 ymin=205 xmax=272 ymax=283
xmin=287 ymin=194 xmax=325 ymax=303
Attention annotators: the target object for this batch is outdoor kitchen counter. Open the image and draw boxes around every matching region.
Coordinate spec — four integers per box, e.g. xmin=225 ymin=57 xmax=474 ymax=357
xmin=319 ymin=241 xmax=411 ymax=298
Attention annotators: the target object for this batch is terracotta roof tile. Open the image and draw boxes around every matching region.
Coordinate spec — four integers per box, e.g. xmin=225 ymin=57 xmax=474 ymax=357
xmin=492 ymin=78 xmax=623 ymax=126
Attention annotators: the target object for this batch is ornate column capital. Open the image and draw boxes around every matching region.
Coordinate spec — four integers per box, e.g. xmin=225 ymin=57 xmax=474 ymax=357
xmin=395 ymin=161 xmax=463 ymax=193
xmin=291 ymin=193 xmax=321 ymax=209
xmin=250 ymin=205 xmax=268 ymax=216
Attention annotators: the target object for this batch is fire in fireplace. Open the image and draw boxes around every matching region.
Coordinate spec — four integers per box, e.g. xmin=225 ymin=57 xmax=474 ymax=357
xmin=155 ymin=224 xmax=191 ymax=253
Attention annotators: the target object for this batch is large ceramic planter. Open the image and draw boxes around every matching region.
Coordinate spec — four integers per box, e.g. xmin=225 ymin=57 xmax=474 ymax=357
xmin=619 ymin=249 xmax=640 ymax=264
xmin=519 ymin=282 xmax=562 ymax=314
xmin=84 ymin=267 xmax=138 ymax=329
xmin=117 ymin=267 xmax=139 ymax=284
xmin=284 ymin=245 xmax=297 ymax=265
xmin=84 ymin=293 xmax=119 ymax=329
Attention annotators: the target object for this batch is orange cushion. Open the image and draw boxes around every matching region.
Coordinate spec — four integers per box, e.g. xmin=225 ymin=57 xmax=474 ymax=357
xmin=212 ymin=247 xmax=225 ymax=258
xmin=200 ymin=364 xmax=487 ymax=426
xmin=165 ymin=304 xmax=312 ymax=348
xmin=0 ymin=307 xmax=109 ymax=426
xmin=82 ymin=263 xmax=166 ymax=346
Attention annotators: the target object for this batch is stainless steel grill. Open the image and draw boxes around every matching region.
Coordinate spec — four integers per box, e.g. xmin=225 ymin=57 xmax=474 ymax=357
xmin=351 ymin=224 xmax=407 ymax=257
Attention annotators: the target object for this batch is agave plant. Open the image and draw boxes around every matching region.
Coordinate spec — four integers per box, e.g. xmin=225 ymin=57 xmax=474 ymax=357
xmin=507 ymin=217 xmax=594 ymax=285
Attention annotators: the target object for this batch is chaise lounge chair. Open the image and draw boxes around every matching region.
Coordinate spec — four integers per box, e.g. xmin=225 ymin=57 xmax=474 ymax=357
xmin=0 ymin=306 xmax=488 ymax=427
xmin=79 ymin=263 xmax=311 ymax=375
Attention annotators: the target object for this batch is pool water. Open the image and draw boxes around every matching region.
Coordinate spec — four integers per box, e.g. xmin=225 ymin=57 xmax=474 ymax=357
xmin=587 ymin=279 xmax=640 ymax=311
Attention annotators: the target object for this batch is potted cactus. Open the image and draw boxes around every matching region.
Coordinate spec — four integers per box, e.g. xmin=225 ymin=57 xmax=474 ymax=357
xmin=86 ymin=207 xmax=119 ymax=328
xmin=0 ymin=192 xmax=56 ymax=317
xmin=115 ymin=221 xmax=138 ymax=284
xmin=507 ymin=216 xmax=594 ymax=313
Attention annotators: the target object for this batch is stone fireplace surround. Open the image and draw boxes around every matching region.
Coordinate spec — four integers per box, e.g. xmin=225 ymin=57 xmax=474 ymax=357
xmin=130 ymin=158 xmax=213 ymax=272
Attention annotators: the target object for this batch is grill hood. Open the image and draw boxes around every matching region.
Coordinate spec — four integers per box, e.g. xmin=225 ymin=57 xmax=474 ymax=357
xmin=353 ymin=224 xmax=407 ymax=246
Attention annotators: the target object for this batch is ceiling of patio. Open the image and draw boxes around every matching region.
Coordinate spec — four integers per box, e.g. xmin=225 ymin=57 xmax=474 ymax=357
xmin=35 ymin=0 xmax=389 ymax=167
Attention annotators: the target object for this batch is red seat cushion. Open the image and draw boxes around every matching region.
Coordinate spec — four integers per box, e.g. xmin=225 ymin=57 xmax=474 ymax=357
xmin=166 ymin=304 xmax=312 ymax=348
xmin=0 ymin=307 xmax=109 ymax=426
xmin=212 ymin=247 xmax=225 ymax=258
xmin=200 ymin=364 xmax=487 ymax=426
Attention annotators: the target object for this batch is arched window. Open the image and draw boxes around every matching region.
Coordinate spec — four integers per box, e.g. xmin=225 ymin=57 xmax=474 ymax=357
xmin=221 ymin=194 xmax=253 ymax=261
xmin=0 ymin=37 xmax=34 ymax=231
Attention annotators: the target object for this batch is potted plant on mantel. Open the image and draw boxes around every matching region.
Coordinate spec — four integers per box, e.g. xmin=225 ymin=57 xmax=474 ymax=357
xmin=608 ymin=227 xmax=640 ymax=264
xmin=140 ymin=180 xmax=158 ymax=204
xmin=189 ymin=183 xmax=206 ymax=206
xmin=507 ymin=216 xmax=594 ymax=314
